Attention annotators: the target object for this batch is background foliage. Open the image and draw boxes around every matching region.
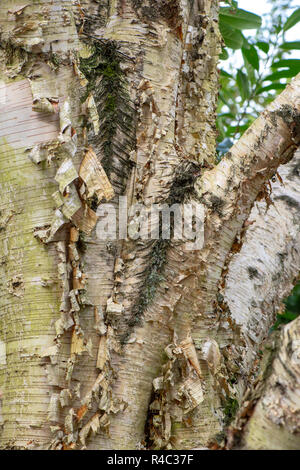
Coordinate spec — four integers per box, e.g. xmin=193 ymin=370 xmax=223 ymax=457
xmin=217 ymin=0 xmax=300 ymax=154
xmin=217 ymin=0 xmax=300 ymax=326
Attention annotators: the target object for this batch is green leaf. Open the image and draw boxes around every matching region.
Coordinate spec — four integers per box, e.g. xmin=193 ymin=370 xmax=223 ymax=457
xmin=282 ymin=311 xmax=298 ymax=321
xmin=272 ymin=59 xmax=300 ymax=73
xmin=263 ymin=70 xmax=296 ymax=81
xmin=256 ymin=83 xmax=286 ymax=94
xmin=283 ymin=8 xmax=300 ymax=32
xmin=219 ymin=48 xmax=229 ymax=60
xmin=218 ymin=91 xmax=230 ymax=106
xmin=220 ymin=7 xmax=262 ymax=30
xmin=236 ymin=69 xmax=250 ymax=100
xmin=227 ymin=124 xmax=249 ymax=134
xmin=242 ymin=37 xmax=251 ymax=50
xmin=279 ymin=41 xmax=300 ymax=50
xmin=219 ymin=22 xmax=244 ymax=49
xmin=256 ymin=41 xmax=269 ymax=53
xmin=220 ymin=69 xmax=233 ymax=78
xmin=242 ymin=45 xmax=259 ymax=71
xmin=218 ymin=112 xmax=235 ymax=118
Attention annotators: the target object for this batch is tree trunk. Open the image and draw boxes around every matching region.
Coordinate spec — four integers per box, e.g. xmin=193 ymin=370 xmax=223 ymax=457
xmin=0 ymin=0 xmax=299 ymax=450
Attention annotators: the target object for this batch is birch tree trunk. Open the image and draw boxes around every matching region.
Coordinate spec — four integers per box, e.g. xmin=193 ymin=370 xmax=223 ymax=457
xmin=0 ymin=0 xmax=299 ymax=450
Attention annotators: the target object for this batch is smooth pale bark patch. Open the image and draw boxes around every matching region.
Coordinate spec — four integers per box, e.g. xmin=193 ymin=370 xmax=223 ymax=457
xmin=221 ymin=149 xmax=300 ymax=449
xmin=241 ymin=316 xmax=300 ymax=450
xmin=0 ymin=79 xmax=59 ymax=149
xmin=0 ymin=82 xmax=63 ymax=448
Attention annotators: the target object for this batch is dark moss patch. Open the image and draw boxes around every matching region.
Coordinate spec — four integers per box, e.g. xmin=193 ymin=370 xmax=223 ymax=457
xmin=167 ymin=160 xmax=201 ymax=205
xmin=133 ymin=239 xmax=167 ymax=313
xmin=121 ymin=238 xmax=169 ymax=344
xmin=208 ymin=194 xmax=225 ymax=216
xmin=223 ymin=397 xmax=239 ymax=426
xmin=120 ymin=161 xmax=203 ymax=344
xmin=79 ymin=39 xmax=136 ymax=192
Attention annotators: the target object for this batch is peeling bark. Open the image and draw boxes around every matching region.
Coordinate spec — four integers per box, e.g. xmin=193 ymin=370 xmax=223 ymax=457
xmin=0 ymin=0 xmax=299 ymax=451
xmin=222 ymin=149 xmax=300 ymax=450
xmin=241 ymin=315 xmax=300 ymax=450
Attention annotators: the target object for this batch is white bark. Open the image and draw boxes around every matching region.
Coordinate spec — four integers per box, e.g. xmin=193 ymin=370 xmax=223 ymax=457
xmin=241 ymin=316 xmax=300 ymax=450
xmin=222 ymin=149 xmax=300 ymax=450
xmin=0 ymin=0 xmax=299 ymax=451
xmin=225 ymin=148 xmax=300 ymax=360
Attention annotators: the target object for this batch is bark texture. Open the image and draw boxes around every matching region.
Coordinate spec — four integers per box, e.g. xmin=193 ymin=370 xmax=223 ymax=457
xmin=223 ymin=149 xmax=300 ymax=450
xmin=0 ymin=0 xmax=299 ymax=451
xmin=241 ymin=316 xmax=300 ymax=450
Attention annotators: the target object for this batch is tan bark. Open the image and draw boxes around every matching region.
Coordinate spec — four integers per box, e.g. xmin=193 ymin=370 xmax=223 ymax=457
xmin=0 ymin=0 xmax=84 ymax=449
xmin=223 ymin=148 xmax=300 ymax=450
xmin=148 ymin=75 xmax=300 ymax=450
xmin=232 ymin=315 xmax=300 ymax=450
xmin=0 ymin=0 xmax=300 ymax=451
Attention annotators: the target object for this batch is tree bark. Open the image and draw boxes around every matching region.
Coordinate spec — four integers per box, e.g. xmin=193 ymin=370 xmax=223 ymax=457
xmin=224 ymin=148 xmax=300 ymax=450
xmin=0 ymin=0 xmax=299 ymax=450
